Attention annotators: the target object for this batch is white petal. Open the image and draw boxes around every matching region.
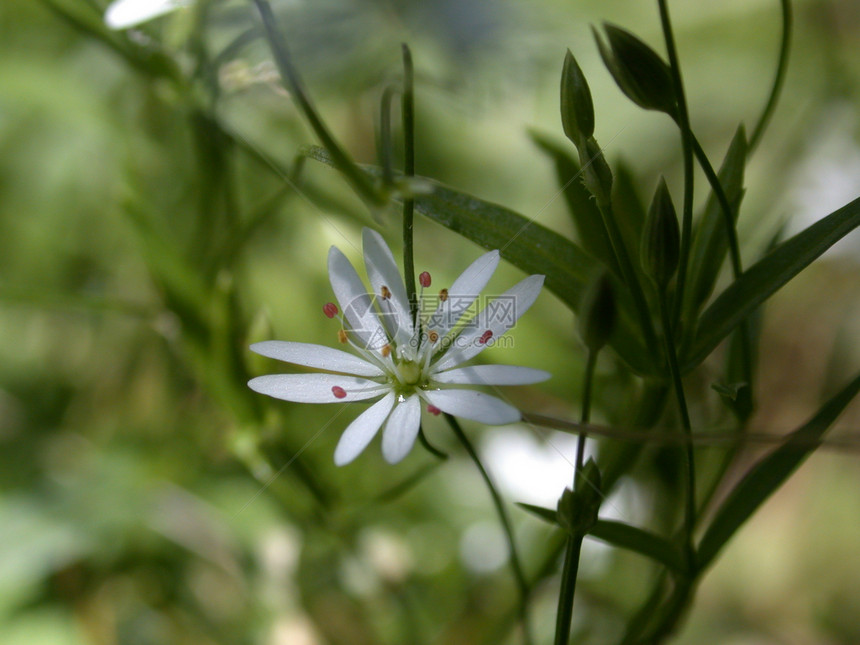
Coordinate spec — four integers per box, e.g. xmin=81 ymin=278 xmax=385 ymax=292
xmin=334 ymin=392 xmax=396 ymax=465
xmin=425 ymin=250 xmax=500 ymax=336
xmin=381 ymin=395 xmax=422 ymax=464
xmin=433 ymin=274 xmax=545 ymax=371
xmin=104 ymin=0 xmax=190 ymax=29
xmin=432 ymin=365 xmax=551 ymax=386
xmin=422 ymin=389 xmax=521 ymax=425
xmin=362 ymin=228 xmax=413 ymax=341
xmin=328 ymin=246 xmax=389 ymax=351
xmin=250 ymin=341 xmax=384 ymax=377
xmin=248 ymin=374 xmax=388 ymax=403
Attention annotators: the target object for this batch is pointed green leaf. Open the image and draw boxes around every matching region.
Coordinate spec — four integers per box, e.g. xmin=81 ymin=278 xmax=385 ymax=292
xmin=517 ymin=502 xmax=559 ymax=525
xmin=518 ymin=506 xmax=685 ymax=572
xmin=685 ymin=196 xmax=860 ymax=369
xmin=698 ymin=370 xmax=860 ymax=568
xmin=685 ymin=127 xmax=747 ymax=319
xmin=589 ymin=520 xmax=686 ymax=572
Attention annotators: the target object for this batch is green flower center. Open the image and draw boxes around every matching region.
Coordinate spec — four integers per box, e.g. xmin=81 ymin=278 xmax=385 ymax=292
xmin=397 ymin=359 xmax=423 ymax=386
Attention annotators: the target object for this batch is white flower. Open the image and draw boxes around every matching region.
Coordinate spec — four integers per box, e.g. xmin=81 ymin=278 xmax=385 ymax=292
xmin=249 ymin=228 xmax=549 ymax=466
xmin=104 ymin=0 xmax=192 ymax=30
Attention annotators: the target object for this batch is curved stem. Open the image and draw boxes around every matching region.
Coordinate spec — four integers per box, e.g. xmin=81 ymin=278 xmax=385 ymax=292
xmin=553 ymin=349 xmax=598 ymax=645
xmin=657 ymin=0 xmax=695 ymax=330
xmin=689 ymin=134 xmax=742 ymax=280
xmin=251 ymin=0 xmax=383 ymax=207
xmin=417 ymin=426 xmax=447 ymax=460
xmin=445 ymin=414 xmax=533 ymax=645
xmin=749 ymin=0 xmax=793 ymax=152
xmin=687 ymin=133 xmax=753 ymax=385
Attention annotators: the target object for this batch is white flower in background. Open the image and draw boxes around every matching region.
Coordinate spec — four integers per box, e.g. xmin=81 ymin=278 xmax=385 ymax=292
xmin=249 ymin=228 xmax=549 ymax=466
xmin=104 ymin=0 xmax=192 ymax=30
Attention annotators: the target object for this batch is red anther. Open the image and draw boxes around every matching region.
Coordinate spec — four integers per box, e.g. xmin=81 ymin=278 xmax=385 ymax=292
xmin=323 ymin=302 xmax=338 ymax=319
xmin=419 ymin=271 xmax=431 ymax=288
xmin=332 ymin=386 xmax=347 ymax=399
xmin=478 ymin=330 xmax=493 ymax=345
xmin=427 ymin=404 xmax=441 ymax=416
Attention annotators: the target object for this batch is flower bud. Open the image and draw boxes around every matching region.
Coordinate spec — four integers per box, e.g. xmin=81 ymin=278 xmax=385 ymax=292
xmin=578 ymin=271 xmax=617 ymax=353
xmin=561 ymin=49 xmax=595 ymax=143
xmin=641 ymin=178 xmax=680 ymax=291
xmin=593 ymin=23 xmax=677 ymax=117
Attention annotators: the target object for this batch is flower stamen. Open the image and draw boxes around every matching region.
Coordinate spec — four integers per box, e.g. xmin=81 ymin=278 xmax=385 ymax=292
xmin=332 ymin=386 xmax=347 ymax=399
xmin=323 ymin=302 xmax=339 ymax=319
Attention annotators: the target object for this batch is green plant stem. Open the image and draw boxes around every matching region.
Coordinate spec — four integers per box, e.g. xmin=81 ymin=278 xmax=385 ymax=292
xmin=553 ymin=348 xmax=598 ymax=645
xmin=251 ymin=0 xmax=384 ymax=207
xmin=687 ymin=133 xmax=753 ymax=385
xmin=749 ymin=0 xmax=793 ymax=152
xmin=688 ymin=135 xmax=742 ymax=279
xmin=401 ymin=44 xmax=418 ymax=320
xmin=657 ymin=0 xmax=695 ymax=331
xmin=445 ymin=414 xmax=533 ymax=645
xmin=417 ymin=426 xmax=448 ymax=460
xmin=658 ymin=289 xmax=696 ymax=567
xmin=379 ymin=84 xmax=397 ymax=187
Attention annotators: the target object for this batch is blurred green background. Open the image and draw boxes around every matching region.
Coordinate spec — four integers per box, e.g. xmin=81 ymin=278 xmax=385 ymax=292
xmin=1 ymin=0 xmax=860 ymax=643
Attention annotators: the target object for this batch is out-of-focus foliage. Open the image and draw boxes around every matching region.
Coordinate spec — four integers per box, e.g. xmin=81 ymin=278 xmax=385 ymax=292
xmin=1 ymin=1 xmax=860 ymax=644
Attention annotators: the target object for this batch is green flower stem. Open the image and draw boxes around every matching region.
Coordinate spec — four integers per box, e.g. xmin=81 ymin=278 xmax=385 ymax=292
xmin=251 ymin=0 xmax=384 ymax=208
xmin=553 ymin=348 xmax=598 ymax=645
xmin=379 ymin=85 xmax=397 ymax=187
xmin=687 ymin=133 xmax=753 ymax=385
xmin=749 ymin=0 xmax=793 ymax=152
xmin=688 ymin=134 xmax=742 ymax=280
xmin=417 ymin=426 xmax=448 ymax=460
xmin=401 ymin=44 xmax=418 ymax=320
xmin=658 ymin=289 xmax=696 ymax=566
xmin=445 ymin=414 xmax=533 ymax=645
xmin=657 ymin=0 xmax=695 ymax=331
